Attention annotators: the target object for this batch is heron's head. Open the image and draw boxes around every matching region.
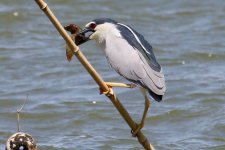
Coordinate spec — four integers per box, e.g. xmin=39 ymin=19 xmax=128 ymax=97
xmin=80 ymin=18 xmax=118 ymax=44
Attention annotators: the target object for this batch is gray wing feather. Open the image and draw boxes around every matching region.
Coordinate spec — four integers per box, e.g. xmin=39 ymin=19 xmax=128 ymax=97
xmin=104 ymin=35 xmax=166 ymax=96
xmin=117 ymin=23 xmax=161 ymax=72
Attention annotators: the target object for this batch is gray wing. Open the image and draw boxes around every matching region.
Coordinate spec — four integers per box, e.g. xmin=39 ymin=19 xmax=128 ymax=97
xmin=104 ymin=31 xmax=166 ymax=98
xmin=117 ymin=23 xmax=161 ymax=72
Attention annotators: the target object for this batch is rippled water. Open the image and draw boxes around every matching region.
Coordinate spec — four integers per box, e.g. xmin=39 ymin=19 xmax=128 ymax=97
xmin=1 ymin=0 xmax=225 ymax=149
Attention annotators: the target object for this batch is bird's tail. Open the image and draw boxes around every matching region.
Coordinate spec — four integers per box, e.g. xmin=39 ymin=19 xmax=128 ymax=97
xmin=148 ymin=89 xmax=163 ymax=102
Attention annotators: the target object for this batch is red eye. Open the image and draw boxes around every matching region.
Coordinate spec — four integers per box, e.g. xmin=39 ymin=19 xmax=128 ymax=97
xmin=89 ymin=23 xmax=96 ymax=29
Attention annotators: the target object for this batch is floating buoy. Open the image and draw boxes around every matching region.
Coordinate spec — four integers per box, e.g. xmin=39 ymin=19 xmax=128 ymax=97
xmin=6 ymin=95 xmax=37 ymax=150
xmin=6 ymin=132 xmax=37 ymax=150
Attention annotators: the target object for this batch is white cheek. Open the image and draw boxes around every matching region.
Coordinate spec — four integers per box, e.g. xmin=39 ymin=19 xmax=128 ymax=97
xmin=90 ymin=31 xmax=104 ymax=44
xmin=89 ymin=32 xmax=97 ymax=40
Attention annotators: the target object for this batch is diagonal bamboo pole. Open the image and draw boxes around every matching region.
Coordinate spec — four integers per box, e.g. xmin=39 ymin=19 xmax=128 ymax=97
xmin=34 ymin=0 xmax=155 ymax=149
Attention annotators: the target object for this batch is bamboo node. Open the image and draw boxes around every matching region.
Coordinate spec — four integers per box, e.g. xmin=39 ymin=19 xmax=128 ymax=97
xmin=36 ymin=0 xmax=47 ymax=10
xmin=72 ymin=47 xmax=80 ymax=54
xmin=41 ymin=3 xmax=47 ymax=10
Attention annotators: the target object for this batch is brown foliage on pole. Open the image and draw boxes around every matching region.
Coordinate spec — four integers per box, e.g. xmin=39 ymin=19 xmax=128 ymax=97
xmin=34 ymin=0 xmax=156 ymax=149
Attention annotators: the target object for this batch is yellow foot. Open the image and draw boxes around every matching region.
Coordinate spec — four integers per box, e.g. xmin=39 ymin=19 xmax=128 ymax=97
xmin=99 ymin=82 xmax=137 ymax=96
xmin=131 ymin=123 xmax=144 ymax=137
xmin=99 ymin=86 xmax=114 ymax=96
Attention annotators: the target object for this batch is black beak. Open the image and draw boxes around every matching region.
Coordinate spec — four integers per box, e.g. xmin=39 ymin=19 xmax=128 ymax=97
xmin=64 ymin=24 xmax=95 ymax=46
xmin=74 ymin=27 xmax=94 ymax=45
xmin=74 ymin=33 xmax=88 ymax=46
xmin=75 ymin=27 xmax=95 ymax=45
xmin=80 ymin=27 xmax=95 ymax=35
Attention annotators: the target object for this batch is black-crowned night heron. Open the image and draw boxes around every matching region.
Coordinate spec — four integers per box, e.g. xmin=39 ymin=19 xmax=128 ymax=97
xmin=78 ymin=18 xmax=166 ymax=135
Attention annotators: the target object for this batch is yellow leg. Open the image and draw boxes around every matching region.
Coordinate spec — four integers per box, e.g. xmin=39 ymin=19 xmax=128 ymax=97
xmin=105 ymin=82 xmax=136 ymax=88
xmin=132 ymin=88 xmax=150 ymax=137
xmin=99 ymin=82 xmax=137 ymax=95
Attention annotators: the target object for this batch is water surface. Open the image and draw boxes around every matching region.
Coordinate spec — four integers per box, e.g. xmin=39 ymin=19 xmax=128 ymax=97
xmin=0 ymin=0 xmax=225 ymax=149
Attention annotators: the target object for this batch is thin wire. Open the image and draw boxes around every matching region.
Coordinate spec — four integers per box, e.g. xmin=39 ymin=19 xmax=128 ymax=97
xmin=17 ymin=94 xmax=29 ymax=132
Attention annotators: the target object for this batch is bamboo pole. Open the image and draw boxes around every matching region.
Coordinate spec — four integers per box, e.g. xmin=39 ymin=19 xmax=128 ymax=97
xmin=34 ymin=0 xmax=155 ymax=149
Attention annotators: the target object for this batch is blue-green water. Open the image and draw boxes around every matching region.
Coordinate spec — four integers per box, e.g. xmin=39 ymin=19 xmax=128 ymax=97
xmin=0 ymin=0 xmax=225 ymax=149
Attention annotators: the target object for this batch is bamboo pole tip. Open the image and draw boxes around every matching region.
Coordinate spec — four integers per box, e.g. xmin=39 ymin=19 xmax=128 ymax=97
xmin=35 ymin=0 xmax=47 ymax=10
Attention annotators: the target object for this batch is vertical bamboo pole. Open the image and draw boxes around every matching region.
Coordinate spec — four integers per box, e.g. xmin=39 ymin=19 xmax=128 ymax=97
xmin=34 ymin=0 xmax=155 ymax=149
